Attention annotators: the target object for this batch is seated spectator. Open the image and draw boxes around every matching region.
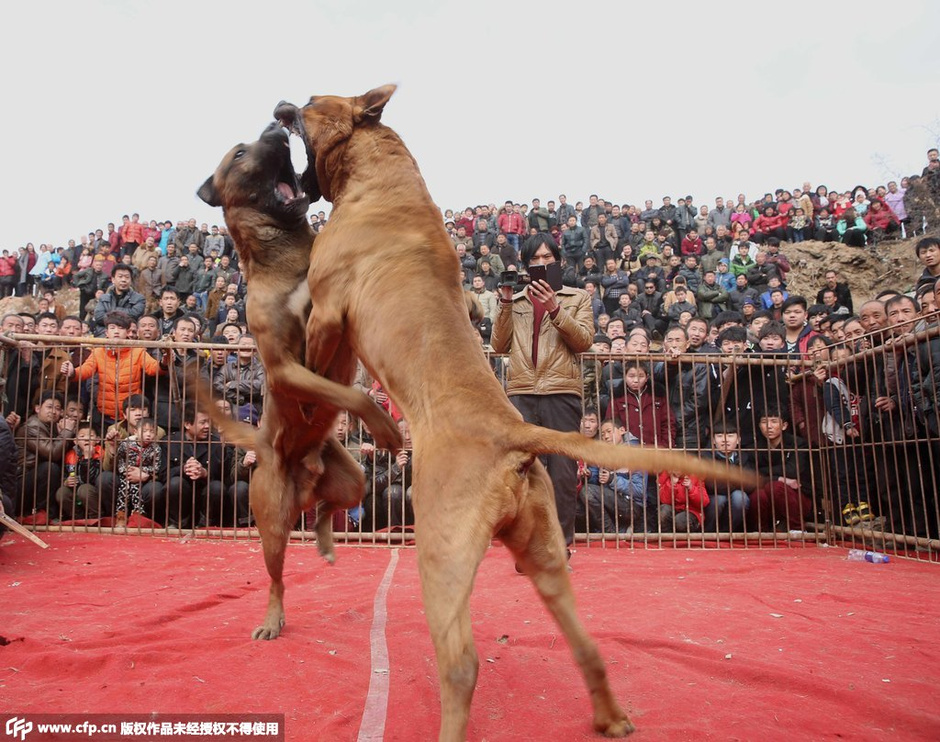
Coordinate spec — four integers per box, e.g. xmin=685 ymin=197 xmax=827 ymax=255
xmin=749 ymin=412 xmax=814 ymax=531
xmin=55 ymin=422 xmax=104 ymax=521
xmin=730 ymin=203 xmax=753 ymax=233
xmin=658 ymin=471 xmax=709 ymax=533
xmin=600 ymin=258 xmax=632 ymax=314
xmin=680 ymin=231 xmax=703 ymax=257
xmin=716 ymin=259 xmax=736 ymax=293
xmin=787 ymin=207 xmax=809 ymax=243
xmin=700 ymin=420 xmax=751 ymax=532
xmin=610 ymin=293 xmax=641 ymax=332
xmin=836 ymin=207 xmax=867 ymax=247
xmin=760 ymin=276 xmax=788 ymax=310
xmin=751 ymin=205 xmax=787 ymax=244
xmin=160 ymin=403 xmax=232 ymax=529
xmin=18 ymin=391 xmax=76 ymax=518
xmin=578 ymin=419 xmax=647 ymax=534
xmin=678 ymin=254 xmax=702 ymax=293
xmin=864 ymin=199 xmax=900 ymax=243
xmin=370 ymin=418 xmax=414 ymax=530
xmin=696 ymin=269 xmax=729 ymax=321
xmin=730 ymin=242 xmax=755 ymax=278
xmin=813 ymin=208 xmax=838 ymax=242
xmin=815 ymin=270 xmax=854 ymax=314
xmin=666 ymin=285 xmax=697 ymax=327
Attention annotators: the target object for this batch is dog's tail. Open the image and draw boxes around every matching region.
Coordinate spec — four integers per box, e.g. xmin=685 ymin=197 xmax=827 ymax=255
xmin=186 ymin=371 xmax=260 ymax=450
xmin=508 ymin=422 xmax=762 ymax=488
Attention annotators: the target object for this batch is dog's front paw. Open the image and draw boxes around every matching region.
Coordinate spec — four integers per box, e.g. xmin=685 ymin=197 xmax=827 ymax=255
xmin=251 ymin=615 xmax=285 ymax=640
xmin=594 ymin=710 xmax=635 ymax=738
xmin=369 ymin=413 xmax=404 ymax=453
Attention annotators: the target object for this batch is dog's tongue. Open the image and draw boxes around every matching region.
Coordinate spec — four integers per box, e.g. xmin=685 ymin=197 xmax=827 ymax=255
xmin=276 ymin=182 xmax=295 ymax=200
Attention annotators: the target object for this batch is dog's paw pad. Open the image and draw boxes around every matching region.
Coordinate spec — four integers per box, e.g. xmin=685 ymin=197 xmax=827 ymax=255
xmin=596 ymin=716 xmax=635 ymax=738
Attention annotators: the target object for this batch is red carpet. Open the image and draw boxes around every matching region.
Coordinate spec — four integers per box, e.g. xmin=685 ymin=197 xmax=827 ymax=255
xmin=1 ymin=534 xmax=938 ymax=741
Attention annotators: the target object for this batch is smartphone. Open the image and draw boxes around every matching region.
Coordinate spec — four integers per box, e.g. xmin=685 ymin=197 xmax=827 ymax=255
xmin=528 ymin=262 xmax=563 ymax=291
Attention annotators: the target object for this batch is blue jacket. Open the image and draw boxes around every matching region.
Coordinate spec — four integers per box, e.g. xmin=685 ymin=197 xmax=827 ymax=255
xmin=585 ymin=434 xmax=648 ymax=504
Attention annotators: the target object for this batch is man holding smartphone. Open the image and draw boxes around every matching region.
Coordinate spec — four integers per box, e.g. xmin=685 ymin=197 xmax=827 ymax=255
xmin=491 ymin=233 xmax=595 ymax=563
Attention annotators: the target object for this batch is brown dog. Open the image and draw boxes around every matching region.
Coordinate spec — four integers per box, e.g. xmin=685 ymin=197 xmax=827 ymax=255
xmin=275 ymin=86 xmax=758 ymax=739
xmin=196 ymin=123 xmax=402 ymax=639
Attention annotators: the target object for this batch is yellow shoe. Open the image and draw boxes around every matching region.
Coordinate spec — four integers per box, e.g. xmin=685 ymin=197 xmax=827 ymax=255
xmin=842 ymin=503 xmax=860 ymax=526
xmin=856 ymin=501 xmax=875 ymax=522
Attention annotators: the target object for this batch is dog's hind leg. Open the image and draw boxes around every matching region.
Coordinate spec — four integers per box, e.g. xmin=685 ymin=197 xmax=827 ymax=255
xmin=500 ymin=462 xmax=634 ymax=737
xmin=250 ymin=460 xmax=301 ymax=640
xmin=412 ymin=466 xmax=493 ymax=741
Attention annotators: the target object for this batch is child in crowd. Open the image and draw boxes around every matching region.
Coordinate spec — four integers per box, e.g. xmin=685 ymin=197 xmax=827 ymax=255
xmin=607 ymin=359 xmax=675 ymax=448
xmin=658 ymin=470 xmax=709 ymax=532
xmin=55 ymin=423 xmax=103 ymax=521
xmin=788 ymin=207 xmax=808 ymax=243
xmin=115 ymin=418 xmax=162 ymax=525
xmin=750 ymin=412 xmax=814 ymax=531
xmin=577 ymin=419 xmax=648 ymax=534
xmin=700 ymin=420 xmax=751 ymax=532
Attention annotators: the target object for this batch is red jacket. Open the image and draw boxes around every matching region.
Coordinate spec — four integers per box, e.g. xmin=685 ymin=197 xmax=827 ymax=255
xmin=121 ymin=221 xmax=146 ymax=245
xmin=607 ymin=388 xmax=675 ymax=447
xmin=753 ymin=213 xmax=787 ymax=234
xmin=497 ymin=212 xmax=527 ymax=236
xmin=680 ymin=235 xmax=703 ymax=256
xmin=455 ymin=216 xmax=475 ymax=235
xmin=658 ymin=472 xmax=710 ymax=520
xmin=864 ymin=201 xmax=899 ymax=231
xmin=0 ymin=256 xmax=16 ymax=277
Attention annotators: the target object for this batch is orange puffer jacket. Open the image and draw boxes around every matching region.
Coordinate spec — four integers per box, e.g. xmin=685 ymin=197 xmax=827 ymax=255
xmin=72 ymin=346 xmax=163 ymax=420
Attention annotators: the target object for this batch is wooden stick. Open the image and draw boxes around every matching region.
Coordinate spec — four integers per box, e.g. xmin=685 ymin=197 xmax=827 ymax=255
xmin=0 ymin=513 xmax=50 ymax=549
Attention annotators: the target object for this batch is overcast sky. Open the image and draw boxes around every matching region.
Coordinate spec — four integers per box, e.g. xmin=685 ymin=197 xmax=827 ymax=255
xmin=2 ymin=0 xmax=938 ymax=249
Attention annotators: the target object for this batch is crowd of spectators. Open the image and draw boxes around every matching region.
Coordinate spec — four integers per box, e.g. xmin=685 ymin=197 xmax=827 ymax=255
xmin=1 ymin=151 xmax=939 ymax=540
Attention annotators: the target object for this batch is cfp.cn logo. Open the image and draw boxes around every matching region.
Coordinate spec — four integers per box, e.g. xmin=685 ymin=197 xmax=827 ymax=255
xmin=5 ymin=718 xmax=33 ymax=741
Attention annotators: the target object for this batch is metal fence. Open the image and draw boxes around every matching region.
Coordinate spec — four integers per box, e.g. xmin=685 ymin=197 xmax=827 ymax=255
xmin=2 ymin=326 xmax=938 ymax=561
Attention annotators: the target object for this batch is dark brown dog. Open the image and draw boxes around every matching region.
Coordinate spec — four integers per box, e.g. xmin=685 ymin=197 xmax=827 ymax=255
xmin=196 ymin=123 xmax=402 ymax=639
xmin=276 ymin=86 xmax=758 ymax=739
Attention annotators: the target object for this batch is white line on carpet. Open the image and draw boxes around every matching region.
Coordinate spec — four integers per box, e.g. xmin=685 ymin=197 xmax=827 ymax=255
xmin=357 ymin=548 xmax=399 ymax=741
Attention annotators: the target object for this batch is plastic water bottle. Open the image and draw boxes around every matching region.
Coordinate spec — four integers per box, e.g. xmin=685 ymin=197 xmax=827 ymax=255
xmin=847 ymin=549 xmax=890 ymax=563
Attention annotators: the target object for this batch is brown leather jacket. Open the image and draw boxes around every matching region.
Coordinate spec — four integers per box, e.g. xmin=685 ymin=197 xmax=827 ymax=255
xmin=491 ymin=286 xmax=594 ymax=397
xmin=19 ymin=415 xmax=75 ymax=470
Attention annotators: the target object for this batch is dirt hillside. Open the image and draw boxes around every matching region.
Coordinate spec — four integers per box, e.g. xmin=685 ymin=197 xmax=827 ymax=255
xmin=780 ymin=236 xmax=927 ymax=308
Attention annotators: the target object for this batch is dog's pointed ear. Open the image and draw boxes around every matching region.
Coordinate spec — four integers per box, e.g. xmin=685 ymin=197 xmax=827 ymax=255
xmin=356 ymin=84 xmax=397 ymax=123
xmin=197 ymin=176 xmax=222 ymax=207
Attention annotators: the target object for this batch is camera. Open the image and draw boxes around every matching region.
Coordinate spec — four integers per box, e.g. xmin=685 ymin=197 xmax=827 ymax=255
xmin=500 ymin=270 xmax=529 ymax=288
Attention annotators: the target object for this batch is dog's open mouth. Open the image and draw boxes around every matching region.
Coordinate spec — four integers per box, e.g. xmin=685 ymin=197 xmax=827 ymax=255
xmin=274 ymin=101 xmax=319 ymax=200
xmin=275 ymin=135 xmax=304 ymax=205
